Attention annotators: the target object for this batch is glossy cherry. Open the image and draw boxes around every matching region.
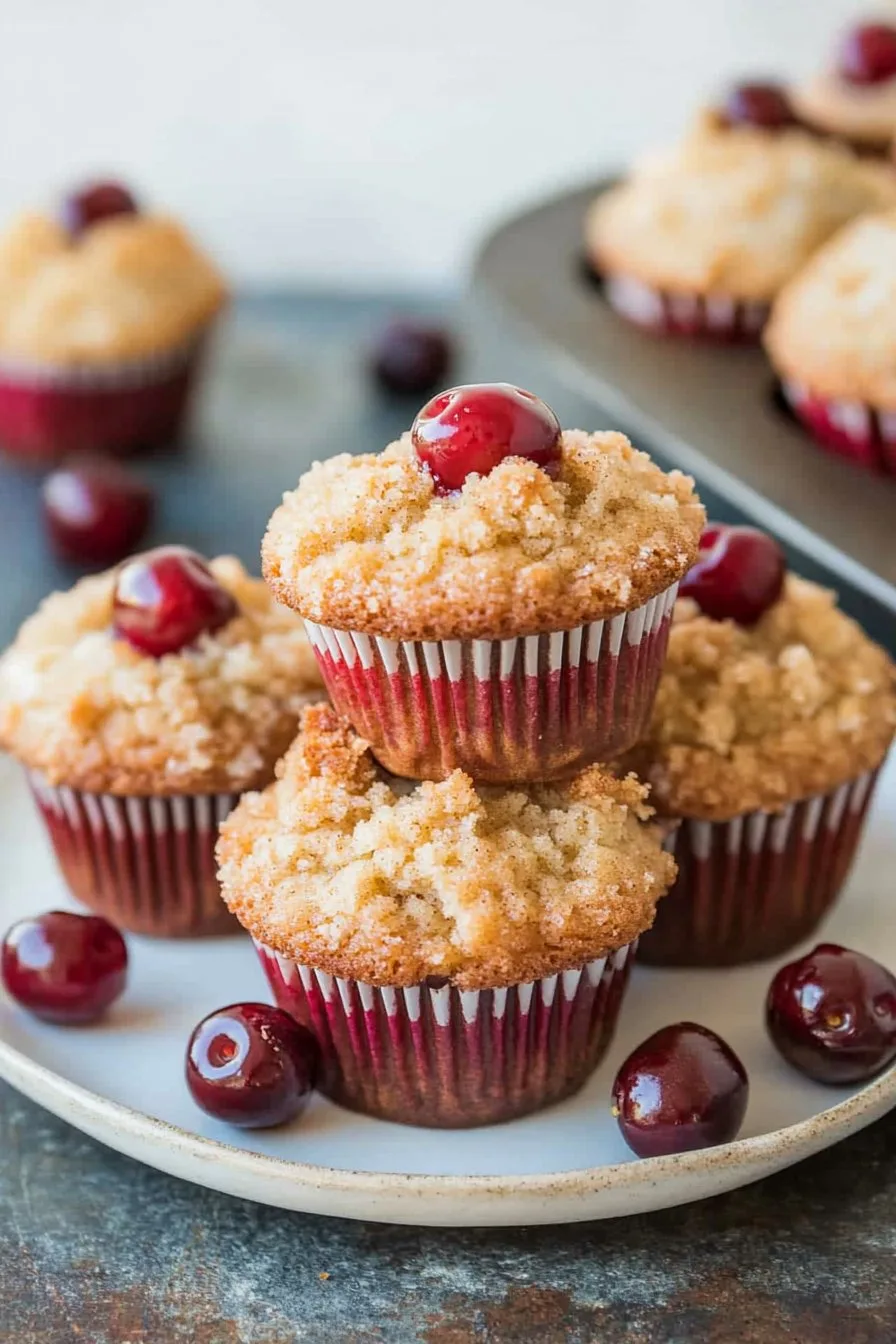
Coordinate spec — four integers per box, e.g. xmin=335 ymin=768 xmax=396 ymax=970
xmin=61 ymin=180 xmax=139 ymax=237
xmin=411 ymin=383 xmax=562 ymax=494
xmin=721 ymin=82 xmax=800 ymax=131
xmin=679 ymin=524 xmax=785 ymax=625
xmin=186 ymin=1002 xmax=319 ymax=1129
xmin=612 ymin=1022 xmax=749 ymax=1158
xmin=112 ymin=545 xmax=237 ymax=657
xmin=370 ymin=319 xmax=453 ymax=396
xmin=767 ymin=944 xmax=896 ymax=1085
xmin=837 ymin=22 xmax=896 ymax=85
xmin=42 ymin=460 xmax=154 ymax=567
xmin=1 ymin=911 xmax=127 ymax=1024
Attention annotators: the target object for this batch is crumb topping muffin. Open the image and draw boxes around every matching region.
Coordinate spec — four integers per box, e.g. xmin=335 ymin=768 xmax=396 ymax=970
xmin=263 ymin=429 xmax=704 ymax=640
xmin=624 ymin=577 xmax=895 ymax=821
xmin=0 ymin=211 xmax=226 ymax=366
xmin=792 ymin=71 xmax=896 ymax=152
xmin=765 ymin=210 xmax=896 ymax=406
xmin=0 ymin=557 xmax=324 ymax=795
xmin=218 ymin=704 xmax=675 ymax=988
xmin=587 ymin=120 xmax=896 ymax=302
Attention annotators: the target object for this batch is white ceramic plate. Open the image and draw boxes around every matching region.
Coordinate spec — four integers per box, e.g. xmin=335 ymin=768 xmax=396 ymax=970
xmin=1 ymin=755 xmax=894 ymax=1227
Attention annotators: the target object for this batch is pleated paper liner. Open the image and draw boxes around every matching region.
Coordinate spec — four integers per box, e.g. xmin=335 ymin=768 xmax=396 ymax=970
xmin=781 ymin=379 xmax=896 ymax=477
xmin=603 ymin=273 xmax=769 ymax=342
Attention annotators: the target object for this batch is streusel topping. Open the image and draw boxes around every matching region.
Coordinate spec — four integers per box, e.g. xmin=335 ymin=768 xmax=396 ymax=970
xmin=765 ymin=210 xmax=896 ymax=406
xmin=0 ymin=558 xmax=324 ymax=795
xmin=0 ymin=212 xmax=226 ymax=365
xmin=263 ymin=430 xmax=703 ymax=640
xmin=218 ymin=704 xmax=675 ymax=988
xmin=623 ymin=576 xmax=895 ymax=820
xmin=792 ymin=71 xmax=896 ymax=149
xmin=587 ymin=120 xmax=896 ymax=301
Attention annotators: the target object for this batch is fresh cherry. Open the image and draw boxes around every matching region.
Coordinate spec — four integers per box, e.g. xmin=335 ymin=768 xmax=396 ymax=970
xmin=112 ymin=545 xmax=237 ymax=657
xmin=61 ymin=180 xmax=139 ymax=237
xmin=186 ymin=1002 xmax=319 ymax=1129
xmin=767 ymin=944 xmax=896 ymax=1085
xmin=721 ymin=82 xmax=800 ymax=131
xmin=679 ymin=524 xmax=785 ymax=626
xmin=43 ymin=460 xmax=154 ymax=567
xmin=613 ymin=1022 xmax=749 ymax=1158
xmin=837 ymin=22 xmax=896 ymax=86
xmin=1 ymin=911 xmax=127 ymax=1024
xmin=411 ymin=383 xmax=562 ymax=494
xmin=370 ymin=319 xmax=453 ymax=396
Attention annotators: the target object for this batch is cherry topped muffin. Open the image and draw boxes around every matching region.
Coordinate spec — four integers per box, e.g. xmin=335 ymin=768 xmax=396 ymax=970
xmin=586 ymin=111 xmax=896 ymax=340
xmin=0 ymin=179 xmax=226 ymax=462
xmin=263 ymin=383 xmax=704 ymax=782
xmin=623 ymin=525 xmax=895 ymax=967
xmin=793 ymin=20 xmax=896 ymax=156
xmin=0 ymin=549 xmax=323 ymax=936
xmin=218 ymin=703 xmax=676 ymax=1126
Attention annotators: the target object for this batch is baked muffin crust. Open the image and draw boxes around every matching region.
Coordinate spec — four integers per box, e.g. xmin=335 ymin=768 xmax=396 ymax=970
xmin=587 ymin=119 xmax=896 ymax=302
xmin=765 ymin=210 xmax=896 ymax=407
xmin=263 ymin=429 xmax=704 ymax=640
xmin=0 ymin=211 xmax=226 ymax=366
xmin=792 ymin=71 xmax=896 ymax=151
xmin=0 ymin=558 xmax=324 ymax=795
xmin=218 ymin=704 xmax=676 ymax=988
xmin=622 ymin=577 xmax=895 ymax=821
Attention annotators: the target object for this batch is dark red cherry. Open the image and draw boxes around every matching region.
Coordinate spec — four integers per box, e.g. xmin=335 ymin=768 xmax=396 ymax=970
xmin=186 ymin=1002 xmax=319 ymax=1129
xmin=411 ymin=383 xmax=562 ymax=494
xmin=113 ymin=545 xmax=237 ymax=657
xmin=838 ymin=23 xmax=896 ymax=85
xmin=1 ymin=911 xmax=127 ymax=1024
xmin=721 ymin=82 xmax=800 ymax=131
xmin=679 ymin=524 xmax=785 ymax=625
xmin=43 ymin=460 xmax=154 ymax=567
xmin=767 ymin=944 xmax=896 ymax=1085
xmin=612 ymin=1022 xmax=749 ymax=1158
xmin=61 ymin=180 xmax=139 ymax=237
xmin=370 ymin=319 xmax=453 ymax=396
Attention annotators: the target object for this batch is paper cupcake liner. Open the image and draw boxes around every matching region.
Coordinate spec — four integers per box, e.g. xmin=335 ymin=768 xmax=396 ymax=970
xmin=304 ymin=583 xmax=677 ymax=783
xmin=639 ymin=770 xmax=879 ymax=967
xmin=781 ymin=380 xmax=896 ymax=476
xmin=255 ymin=940 xmax=636 ymax=1127
xmin=604 ymin=273 xmax=769 ymax=342
xmin=0 ymin=334 xmax=208 ymax=465
xmin=28 ymin=771 xmax=239 ymax=937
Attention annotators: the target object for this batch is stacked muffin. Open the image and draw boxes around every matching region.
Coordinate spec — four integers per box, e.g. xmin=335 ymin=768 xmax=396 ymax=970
xmin=217 ymin=382 xmax=704 ymax=1126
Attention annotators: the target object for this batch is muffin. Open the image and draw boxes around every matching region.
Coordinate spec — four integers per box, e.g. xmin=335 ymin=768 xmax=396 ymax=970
xmin=0 ymin=549 xmax=324 ymax=936
xmin=217 ymin=703 xmax=676 ymax=1127
xmin=623 ymin=526 xmax=895 ymax=967
xmin=586 ymin=114 xmax=896 ymax=340
xmin=0 ymin=179 xmax=226 ymax=463
xmin=765 ymin=209 xmax=896 ymax=475
xmin=262 ymin=383 xmax=704 ymax=783
xmin=792 ymin=20 xmax=896 ymax=156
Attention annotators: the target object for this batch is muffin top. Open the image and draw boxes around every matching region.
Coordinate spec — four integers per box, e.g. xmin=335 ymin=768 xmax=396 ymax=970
xmin=0 ymin=210 xmax=226 ymax=366
xmin=218 ymin=703 xmax=675 ymax=988
xmin=792 ymin=70 xmax=896 ymax=150
xmin=765 ymin=210 xmax=896 ymax=406
xmin=623 ymin=577 xmax=895 ymax=821
xmin=586 ymin=118 xmax=896 ymax=302
xmin=0 ymin=557 xmax=324 ymax=796
xmin=263 ymin=427 xmax=703 ymax=641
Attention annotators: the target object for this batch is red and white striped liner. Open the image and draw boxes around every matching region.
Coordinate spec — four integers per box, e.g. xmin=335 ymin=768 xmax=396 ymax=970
xmin=303 ymin=582 xmax=678 ymax=782
xmin=256 ymin=940 xmax=636 ymax=1127
xmin=781 ymin=379 xmax=896 ymax=476
xmin=28 ymin=771 xmax=239 ymax=937
xmin=639 ymin=769 xmax=880 ymax=967
xmin=604 ymin=273 xmax=769 ymax=341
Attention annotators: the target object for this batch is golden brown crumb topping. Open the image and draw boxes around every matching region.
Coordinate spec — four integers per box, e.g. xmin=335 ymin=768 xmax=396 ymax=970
xmin=622 ymin=577 xmax=895 ymax=820
xmin=0 ymin=558 xmax=324 ymax=795
xmin=217 ymin=704 xmax=676 ymax=988
xmin=792 ymin=71 xmax=896 ymax=149
xmin=262 ymin=429 xmax=704 ymax=640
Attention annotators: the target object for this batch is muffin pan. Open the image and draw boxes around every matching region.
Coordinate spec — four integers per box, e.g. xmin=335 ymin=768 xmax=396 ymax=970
xmin=473 ymin=180 xmax=896 ymax=649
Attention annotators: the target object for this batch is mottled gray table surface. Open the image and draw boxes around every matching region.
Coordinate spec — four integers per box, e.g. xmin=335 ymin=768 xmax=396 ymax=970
xmin=1 ymin=294 xmax=894 ymax=1344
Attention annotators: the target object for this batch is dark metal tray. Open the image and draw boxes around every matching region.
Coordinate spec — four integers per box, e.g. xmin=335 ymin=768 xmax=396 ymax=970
xmin=473 ymin=180 xmax=896 ymax=634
